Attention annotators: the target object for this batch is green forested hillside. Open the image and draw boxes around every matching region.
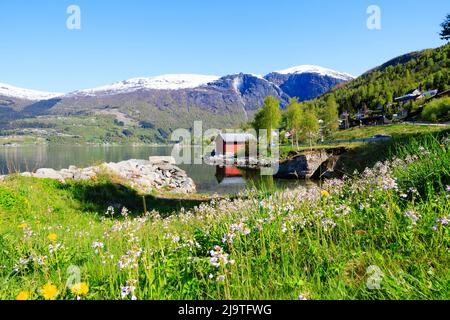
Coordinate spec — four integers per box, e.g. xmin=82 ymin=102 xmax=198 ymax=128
xmin=320 ymin=43 xmax=450 ymax=113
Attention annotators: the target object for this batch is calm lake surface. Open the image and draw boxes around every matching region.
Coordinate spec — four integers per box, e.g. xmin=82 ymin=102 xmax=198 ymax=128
xmin=0 ymin=145 xmax=308 ymax=195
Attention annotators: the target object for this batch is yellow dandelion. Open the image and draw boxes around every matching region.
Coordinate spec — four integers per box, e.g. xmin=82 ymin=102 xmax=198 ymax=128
xmin=41 ymin=283 xmax=58 ymax=300
xmin=16 ymin=291 xmax=30 ymax=300
xmin=18 ymin=223 xmax=28 ymax=229
xmin=71 ymin=282 xmax=89 ymax=296
xmin=47 ymin=233 xmax=57 ymax=241
xmin=321 ymin=190 xmax=331 ymax=198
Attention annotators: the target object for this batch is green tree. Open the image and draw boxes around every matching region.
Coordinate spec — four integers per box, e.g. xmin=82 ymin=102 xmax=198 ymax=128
xmin=299 ymin=107 xmax=320 ymax=149
xmin=284 ymin=97 xmax=303 ymax=147
xmin=422 ymin=97 xmax=450 ymax=122
xmin=252 ymin=96 xmax=282 ymax=146
xmin=440 ymin=14 xmax=450 ymax=41
xmin=238 ymin=121 xmax=253 ymax=131
xmin=321 ymin=95 xmax=339 ymax=137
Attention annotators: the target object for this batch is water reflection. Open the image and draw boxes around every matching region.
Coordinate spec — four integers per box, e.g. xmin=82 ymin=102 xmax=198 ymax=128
xmin=0 ymin=145 xmax=309 ymax=195
xmin=215 ymin=165 xmax=309 ymax=194
xmin=215 ymin=166 xmax=244 ymax=184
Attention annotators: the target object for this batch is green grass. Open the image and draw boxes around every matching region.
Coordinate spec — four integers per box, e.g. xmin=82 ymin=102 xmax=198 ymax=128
xmin=329 ymin=124 xmax=447 ymax=141
xmin=0 ymin=136 xmax=45 ymax=146
xmin=0 ymin=131 xmax=448 ymax=300
xmin=0 ymin=115 xmax=166 ymax=145
xmin=334 ymin=127 xmax=450 ymax=176
xmin=279 ymin=142 xmax=363 ymax=162
xmin=280 ymin=125 xmax=450 ymax=175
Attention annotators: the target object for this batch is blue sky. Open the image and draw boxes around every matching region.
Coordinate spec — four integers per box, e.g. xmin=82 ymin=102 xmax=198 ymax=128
xmin=0 ymin=0 xmax=448 ymax=92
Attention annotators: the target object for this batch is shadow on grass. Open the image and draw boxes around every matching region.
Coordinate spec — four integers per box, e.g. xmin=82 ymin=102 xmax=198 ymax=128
xmin=57 ymin=180 xmax=210 ymax=217
xmin=334 ymin=128 xmax=450 ymax=176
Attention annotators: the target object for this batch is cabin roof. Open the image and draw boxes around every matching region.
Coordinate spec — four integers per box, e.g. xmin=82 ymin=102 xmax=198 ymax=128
xmin=217 ymin=133 xmax=256 ymax=143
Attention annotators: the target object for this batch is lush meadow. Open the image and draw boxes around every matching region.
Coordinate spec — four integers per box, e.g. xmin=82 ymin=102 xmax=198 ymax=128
xmin=0 ymin=132 xmax=449 ymax=300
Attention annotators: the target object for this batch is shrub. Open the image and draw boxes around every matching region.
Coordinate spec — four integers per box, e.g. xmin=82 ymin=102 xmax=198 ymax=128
xmin=0 ymin=187 xmax=23 ymax=210
xmin=421 ymin=97 xmax=450 ymax=122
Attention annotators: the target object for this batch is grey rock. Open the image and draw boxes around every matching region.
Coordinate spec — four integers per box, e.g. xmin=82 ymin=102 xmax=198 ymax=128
xmin=32 ymin=168 xmax=66 ymax=182
xmin=276 ymin=151 xmax=329 ymax=179
xmin=60 ymin=169 xmax=75 ymax=179
xmin=149 ymin=156 xmax=176 ymax=165
xmin=11 ymin=159 xmax=196 ymax=194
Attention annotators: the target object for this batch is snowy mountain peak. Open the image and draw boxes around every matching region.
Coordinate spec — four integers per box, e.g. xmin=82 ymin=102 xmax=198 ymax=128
xmin=0 ymin=83 xmax=62 ymax=101
xmin=0 ymin=67 xmax=353 ymax=101
xmin=274 ymin=65 xmax=354 ymax=81
xmin=70 ymin=74 xmax=221 ymax=96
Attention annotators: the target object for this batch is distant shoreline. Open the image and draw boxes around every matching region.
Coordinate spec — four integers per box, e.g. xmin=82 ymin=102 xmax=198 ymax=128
xmin=0 ymin=140 xmax=175 ymax=148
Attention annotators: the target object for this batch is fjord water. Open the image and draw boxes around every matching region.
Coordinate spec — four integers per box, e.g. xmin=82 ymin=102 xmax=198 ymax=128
xmin=0 ymin=145 xmax=306 ymax=195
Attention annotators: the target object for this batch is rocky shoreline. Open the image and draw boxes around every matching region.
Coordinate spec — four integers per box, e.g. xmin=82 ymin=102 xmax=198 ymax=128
xmin=203 ymin=148 xmax=347 ymax=179
xmin=0 ymin=157 xmax=196 ymax=194
xmin=203 ymin=155 xmax=274 ymax=168
xmin=276 ymin=148 xmax=347 ymax=179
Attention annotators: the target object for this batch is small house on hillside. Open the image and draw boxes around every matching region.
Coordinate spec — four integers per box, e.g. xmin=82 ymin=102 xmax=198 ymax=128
xmin=420 ymin=89 xmax=438 ymax=99
xmin=395 ymin=89 xmax=422 ymax=102
xmin=395 ymin=89 xmax=437 ymax=102
xmin=215 ymin=133 xmax=256 ymax=156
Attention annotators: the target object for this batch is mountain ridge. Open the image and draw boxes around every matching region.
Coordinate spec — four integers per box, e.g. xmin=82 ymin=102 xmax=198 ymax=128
xmin=0 ymin=83 xmax=62 ymax=101
xmin=0 ymin=65 xmax=354 ymax=143
xmin=0 ymin=65 xmax=353 ymax=101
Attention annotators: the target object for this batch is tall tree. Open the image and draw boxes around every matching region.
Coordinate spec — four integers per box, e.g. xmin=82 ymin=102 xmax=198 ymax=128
xmin=284 ymin=97 xmax=303 ymax=147
xmin=321 ymin=95 xmax=339 ymax=137
xmin=253 ymin=96 xmax=282 ymax=146
xmin=440 ymin=14 xmax=450 ymax=41
xmin=299 ymin=107 xmax=320 ymax=149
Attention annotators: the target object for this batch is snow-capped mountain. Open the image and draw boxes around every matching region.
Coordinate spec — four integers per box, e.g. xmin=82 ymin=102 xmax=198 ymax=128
xmin=61 ymin=66 xmax=351 ymax=100
xmin=265 ymin=65 xmax=354 ymax=101
xmin=69 ymin=74 xmax=220 ymax=97
xmin=0 ymin=83 xmax=62 ymax=101
xmin=1 ymin=65 xmax=352 ymax=101
xmin=274 ymin=65 xmax=354 ymax=81
xmin=0 ymin=65 xmax=353 ymax=139
xmin=207 ymin=73 xmax=290 ymax=119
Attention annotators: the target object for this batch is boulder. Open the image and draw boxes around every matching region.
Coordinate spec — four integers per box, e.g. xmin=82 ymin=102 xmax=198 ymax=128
xmin=32 ymin=168 xmax=66 ymax=182
xmin=59 ymin=169 xmax=75 ymax=180
xmin=77 ymin=169 xmax=96 ymax=180
xmin=276 ymin=151 xmax=329 ymax=179
xmin=311 ymin=155 xmax=340 ymax=179
xmin=149 ymin=156 xmax=176 ymax=165
xmin=11 ymin=159 xmax=196 ymax=194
